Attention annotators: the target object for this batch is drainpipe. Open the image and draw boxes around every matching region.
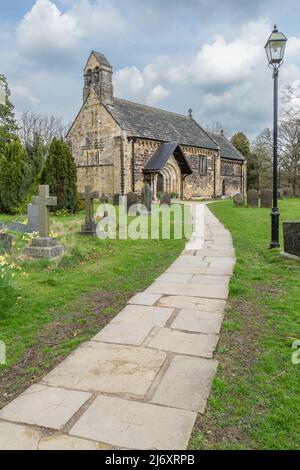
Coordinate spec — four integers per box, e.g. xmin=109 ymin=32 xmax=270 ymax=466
xmin=120 ymin=132 xmax=126 ymax=196
xmin=131 ymin=138 xmax=135 ymax=192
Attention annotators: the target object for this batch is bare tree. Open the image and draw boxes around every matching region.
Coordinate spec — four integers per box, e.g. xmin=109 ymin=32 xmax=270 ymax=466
xmin=18 ymin=112 xmax=69 ymax=148
xmin=205 ymin=121 xmax=230 ymax=136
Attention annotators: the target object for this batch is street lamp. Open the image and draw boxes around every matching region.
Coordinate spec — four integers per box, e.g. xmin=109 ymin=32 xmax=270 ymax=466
xmin=265 ymin=25 xmax=287 ymax=249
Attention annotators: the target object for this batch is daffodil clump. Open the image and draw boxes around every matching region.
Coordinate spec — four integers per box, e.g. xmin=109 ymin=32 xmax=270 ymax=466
xmin=0 ymin=254 xmax=28 ymax=303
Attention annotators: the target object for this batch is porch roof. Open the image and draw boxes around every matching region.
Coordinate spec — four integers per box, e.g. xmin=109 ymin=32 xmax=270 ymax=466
xmin=143 ymin=142 xmax=193 ymax=175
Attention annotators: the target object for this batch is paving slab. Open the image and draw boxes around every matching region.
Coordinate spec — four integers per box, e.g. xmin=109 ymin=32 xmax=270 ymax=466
xmin=158 ymin=295 xmax=226 ymax=312
xmin=197 ymin=248 xmax=235 ymax=257
xmin=92 ymin=305 xmax=173 ymax=346
xmin=171 ymin=309 xmax=223 ymax=334
xmin=170 ymin=256 xmax=210 ymax=268
xmin=151 ymin=355 xmax=218 ymax=412
xmin=147 ymin=282 xmax=228 ymax=299
xmin=166 ymin=265 xmax=234 ymax=276
xmin=92 ymin=322 xmax=155 ymax=346
xmin=156 ymin=273 xmax=193 ymax=283
xmin=147 ymin=328 xmax=218 ymax=358
xmin=0 ymin=384 xmax=91 ymax=430
xmin=69 ymin=395 xmax=196 ymax=450
xmin=43 ymin=342 xmax=166 ymax=398
xmin=207 ymin=257 xmax=236 ymax=268
xmin=190 ymin=274 xmax=230 ymax=285
xmin=111 ymin=304 xmax=174 ymax=326
xmin=128 ymin=292 xmax=162 ymax=306
xmin=39 ymin=434 xmax=112 ymax=450
xmin=0 ymin=421 xmax=42 ymax=450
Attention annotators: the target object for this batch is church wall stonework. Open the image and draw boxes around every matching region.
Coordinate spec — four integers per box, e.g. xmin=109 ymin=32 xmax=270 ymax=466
xmin=67 ymin=89 xmax=122 ymax=195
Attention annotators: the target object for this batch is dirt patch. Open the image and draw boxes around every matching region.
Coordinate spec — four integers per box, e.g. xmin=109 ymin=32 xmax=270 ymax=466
xmin=0 ymin=290 xmax=134 ymax=408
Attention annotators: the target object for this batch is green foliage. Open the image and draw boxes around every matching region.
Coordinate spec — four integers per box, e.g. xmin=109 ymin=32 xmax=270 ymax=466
xmin=42 ymin=138 xmax=78 ymax=213
xmin=0 ymin=75 xmax=19 ymax=153
xmin=0 ymin=139 xmax=31 ymax=214
xmin=231 ymin=132 xmax=251 ymax=158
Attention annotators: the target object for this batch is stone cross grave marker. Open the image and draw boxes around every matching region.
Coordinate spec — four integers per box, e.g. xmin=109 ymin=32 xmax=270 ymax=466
xmin=141 ymin=183 xmax=152 ymax=213
xmin=23 ymin=185 xmax=64 ymax=258
xmin=247 ymin=189 xmax=259 ymax=208
xmin=79 ymin=185 xmax=99 ymax=235
xmin=260 ymin=189 xmax=272 ymax=208
xmin=233 ymin=193 xmax=244 ymax=207
xmin=32 ymin=185 xmax=57 ymax=238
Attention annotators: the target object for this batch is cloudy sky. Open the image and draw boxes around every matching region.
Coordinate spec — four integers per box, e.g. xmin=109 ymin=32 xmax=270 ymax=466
xmin=1 ymin=0 xmax=300 ymax=139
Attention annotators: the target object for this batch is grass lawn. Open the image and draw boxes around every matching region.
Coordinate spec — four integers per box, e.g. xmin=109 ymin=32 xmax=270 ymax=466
xmin=189 ymin=198 xmax=300 ymax=450
xmin=0 ymin=206 xmax=187 ymax=406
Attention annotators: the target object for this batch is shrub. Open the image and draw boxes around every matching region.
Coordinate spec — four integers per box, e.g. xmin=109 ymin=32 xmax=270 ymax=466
xmin=42 ymin=138 xmax=78 ymax=213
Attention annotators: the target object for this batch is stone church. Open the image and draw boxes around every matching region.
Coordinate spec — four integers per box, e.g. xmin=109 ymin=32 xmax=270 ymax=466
xmin=66 ymin=51 xmax=246 ymax=200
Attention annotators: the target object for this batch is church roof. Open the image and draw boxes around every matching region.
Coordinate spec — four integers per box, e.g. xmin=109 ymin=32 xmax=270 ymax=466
xmin=85 ymin=51 xmax=112 ymax=69
xmin=209 ymin=132 xmax=246 ymax=162
xmin=143 ymin=142 xmax=193 ymax=175
xmin=105 ymin=98 xmax=218 ymax=150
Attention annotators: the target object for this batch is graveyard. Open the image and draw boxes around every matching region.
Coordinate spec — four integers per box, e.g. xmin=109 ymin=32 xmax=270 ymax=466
xmin=0 ymin=199 xmax=187 ymax=407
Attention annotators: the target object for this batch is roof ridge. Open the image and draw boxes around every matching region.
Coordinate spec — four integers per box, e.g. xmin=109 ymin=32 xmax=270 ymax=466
xmin=113 ymin=96 xmax=192 ymax=119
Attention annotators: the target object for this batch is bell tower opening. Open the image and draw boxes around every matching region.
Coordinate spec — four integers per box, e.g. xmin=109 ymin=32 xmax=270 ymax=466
xmin=83 ymin=51 xmax=113 ymax=105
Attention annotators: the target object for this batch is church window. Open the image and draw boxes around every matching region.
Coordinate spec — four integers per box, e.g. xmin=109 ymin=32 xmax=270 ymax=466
xmin=198 ymin=157 xmax=207 ymax=176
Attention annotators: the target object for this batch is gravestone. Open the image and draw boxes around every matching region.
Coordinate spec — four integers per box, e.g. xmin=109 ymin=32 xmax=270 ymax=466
xmin=0 ymin=233 xmax=14 ymax=253
xmin=281 ymin=222 xmax=300 ymax=260
xmin=79 ymin=185 xmax=99 ymax=235
xmin=0 ymin=222 xmax=5 ymax=231
xmin=27 ymin=203 xmax=39 ymax=232
xmin=23 ymin=185 xmax=64 ymax=258
xmin=260 ymin=189 xmax=272 ymax=208
xmin=126 ymin=192 xmax=138 ymax=213
xmin=247 ymin=189 xmax=259 ymax=208
xmin=160 ymin=192 xmax=171 ymax=206
xmin=8 ymin=221 xmax=28 ymax=233
xmin=8 ymin=204 xmax=39 ymax=233
xmin=233 ymin=193 xmax=244 ymax=207
xmin=113 ymin=194 xmax=120 ymax=206
xmin=100 ymin=193 xmax=109 ymax=203
xmin=141 ymin=183 xmax=152 ymax=212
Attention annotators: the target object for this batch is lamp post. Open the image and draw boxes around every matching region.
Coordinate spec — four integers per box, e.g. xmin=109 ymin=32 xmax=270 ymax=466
xmin=265 ymin=25 xmax=287 ymax=249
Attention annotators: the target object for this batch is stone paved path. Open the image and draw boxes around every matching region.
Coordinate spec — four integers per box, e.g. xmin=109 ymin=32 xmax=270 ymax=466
xmin=0 ymin=204 xmax=235 ymax=450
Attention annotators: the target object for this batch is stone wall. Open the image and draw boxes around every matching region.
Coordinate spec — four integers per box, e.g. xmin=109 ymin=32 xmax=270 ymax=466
xmin=67 ymin=89 xmax=122 ymax=195
xmin=220 ymin=159 xmax=246 ymax=196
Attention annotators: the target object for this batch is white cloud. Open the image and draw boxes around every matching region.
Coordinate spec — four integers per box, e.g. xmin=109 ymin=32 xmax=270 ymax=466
xmin=10 ymin=84 xmax=41 ymax=106
xmin=17 ymin=0 xmax=82 ymax=58
xmin=16 ymin=0 xmax=126 ymax=62
xmin=114 ymin=64 xmax=170 ymax=106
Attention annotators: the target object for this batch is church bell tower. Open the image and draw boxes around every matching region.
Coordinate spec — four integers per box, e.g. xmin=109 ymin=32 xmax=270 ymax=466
xmin=83 ymin=51 xmax=113 ymax=105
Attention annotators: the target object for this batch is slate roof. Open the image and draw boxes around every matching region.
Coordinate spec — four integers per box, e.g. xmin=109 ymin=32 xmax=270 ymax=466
xmin=105 ymin=98 xmax=218 ymax=150
xmin=209 ymin=132 xmax=246 ymax=162
xmin=143 ymin=142 xmax=192 ymax=175
xmin=86 ymin=51 xmax=112 ymax=68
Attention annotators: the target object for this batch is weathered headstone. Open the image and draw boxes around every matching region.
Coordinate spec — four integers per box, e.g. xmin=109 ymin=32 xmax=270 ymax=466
xmin=8 ymin=221 xmax=28 ymax=233
xmin=27 ymin=203 xmax=39 ymax=232
xmin=23 ymin=185 xmax=64 ymax=258
xmin=260 ymin=189 xmax=272 ymax=208
xmin=0 ymin=222 xmax=5 ymax=231
xmin=100 ymin=193 xmax=109 ymax=203
xmin=113 ymin=194 xmax=120 ymax=206
xmin=281 ymin=222 xmax=300 ymax=260
xmin=0 ymin=233 xmax=14 ymax=253
xmin=126 ymin=192 xmax=138 ymax=213
xmin=160 ymin=192 xmax=171 ymax=206
xmin=79 ymin=185 xmax=99 ymax=235
xmin=233 ymin=193 xmax=244 ymax=207
xmin=141 ymin=183 xmax=152 ymax=212
xmin=247 ymin=189 xmax=259 ymax=208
